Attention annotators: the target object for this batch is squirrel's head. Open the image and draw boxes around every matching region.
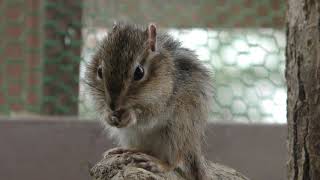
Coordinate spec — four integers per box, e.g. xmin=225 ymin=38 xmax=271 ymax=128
xmin=85 ymin=22 xmax=174 ymax=129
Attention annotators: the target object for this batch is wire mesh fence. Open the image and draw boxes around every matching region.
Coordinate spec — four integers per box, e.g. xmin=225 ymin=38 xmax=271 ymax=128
xmin=0 ymin=0 xmax=286 ymax=123
xmin=1 ymin=0 xmax=43 ymax=115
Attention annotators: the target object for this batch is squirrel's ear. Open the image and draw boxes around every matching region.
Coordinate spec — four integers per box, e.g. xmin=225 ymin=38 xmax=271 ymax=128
xmin=147 ymin=23 xmax=157 ymax=52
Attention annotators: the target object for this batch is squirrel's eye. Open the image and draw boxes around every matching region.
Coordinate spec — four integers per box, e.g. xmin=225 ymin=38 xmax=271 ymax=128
xmin=97 ymin=66 xmax=103 ymax=80
xmin=134 ymin=65 xmax=144 ymax=81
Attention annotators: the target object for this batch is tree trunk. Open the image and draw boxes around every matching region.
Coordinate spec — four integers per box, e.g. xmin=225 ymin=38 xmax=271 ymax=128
xmin=286 ymin=0 xmax=320 ymax=179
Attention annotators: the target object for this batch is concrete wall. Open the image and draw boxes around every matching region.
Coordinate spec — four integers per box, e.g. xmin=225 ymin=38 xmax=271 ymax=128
xmin=0 ymin=119 xmax=286 ymax=180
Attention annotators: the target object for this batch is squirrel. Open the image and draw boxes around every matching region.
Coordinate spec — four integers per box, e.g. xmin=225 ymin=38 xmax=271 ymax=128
xmin=85 ymin=22 xmax=214 ymax=180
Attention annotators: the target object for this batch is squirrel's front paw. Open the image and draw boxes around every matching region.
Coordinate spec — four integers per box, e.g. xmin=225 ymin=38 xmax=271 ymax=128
xmin=107 ymin=108 xmax=137 ymax=128
xmin=130 ymin=153 xmax=167 ymax=173
xmin=103 ymin=147 xmax=138 ymax=158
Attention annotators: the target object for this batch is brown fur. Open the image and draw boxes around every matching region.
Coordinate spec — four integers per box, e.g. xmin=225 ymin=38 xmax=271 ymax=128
xmin=84 ymin=22 xmax=214 ymax=180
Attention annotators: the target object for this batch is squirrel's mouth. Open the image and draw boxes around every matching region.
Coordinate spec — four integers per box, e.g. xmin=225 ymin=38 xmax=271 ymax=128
xmin=105 ymin=108 xmax=137 ymax=128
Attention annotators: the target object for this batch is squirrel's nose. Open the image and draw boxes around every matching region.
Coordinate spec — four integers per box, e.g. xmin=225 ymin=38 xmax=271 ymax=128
xmin=110 ymin=102 xmax=116 ymax=111
xmin=112 ymin=108 xmax=125 ymax=119
xmin=110 ymin=115 xmax=119 ymax=126
xmin=109 ymin=111 xmax=120 ymax=126
xmin=112 ymin=110 xmax=120 ymax=119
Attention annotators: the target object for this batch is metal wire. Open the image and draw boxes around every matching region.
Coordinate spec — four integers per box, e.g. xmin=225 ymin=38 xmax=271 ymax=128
xmin=1 ymin=0 xmax=286 ymax=123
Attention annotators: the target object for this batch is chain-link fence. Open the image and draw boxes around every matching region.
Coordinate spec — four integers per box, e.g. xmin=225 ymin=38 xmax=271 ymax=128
xmin=1 ymin=0 xmax=42 ymax=115
xmin=1 ymin=0 xmax=286 ymax=123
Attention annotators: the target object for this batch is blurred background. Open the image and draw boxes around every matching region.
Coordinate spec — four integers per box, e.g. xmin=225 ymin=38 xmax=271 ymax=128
xmin=0 ymin=0 xmax=287 ymax=180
